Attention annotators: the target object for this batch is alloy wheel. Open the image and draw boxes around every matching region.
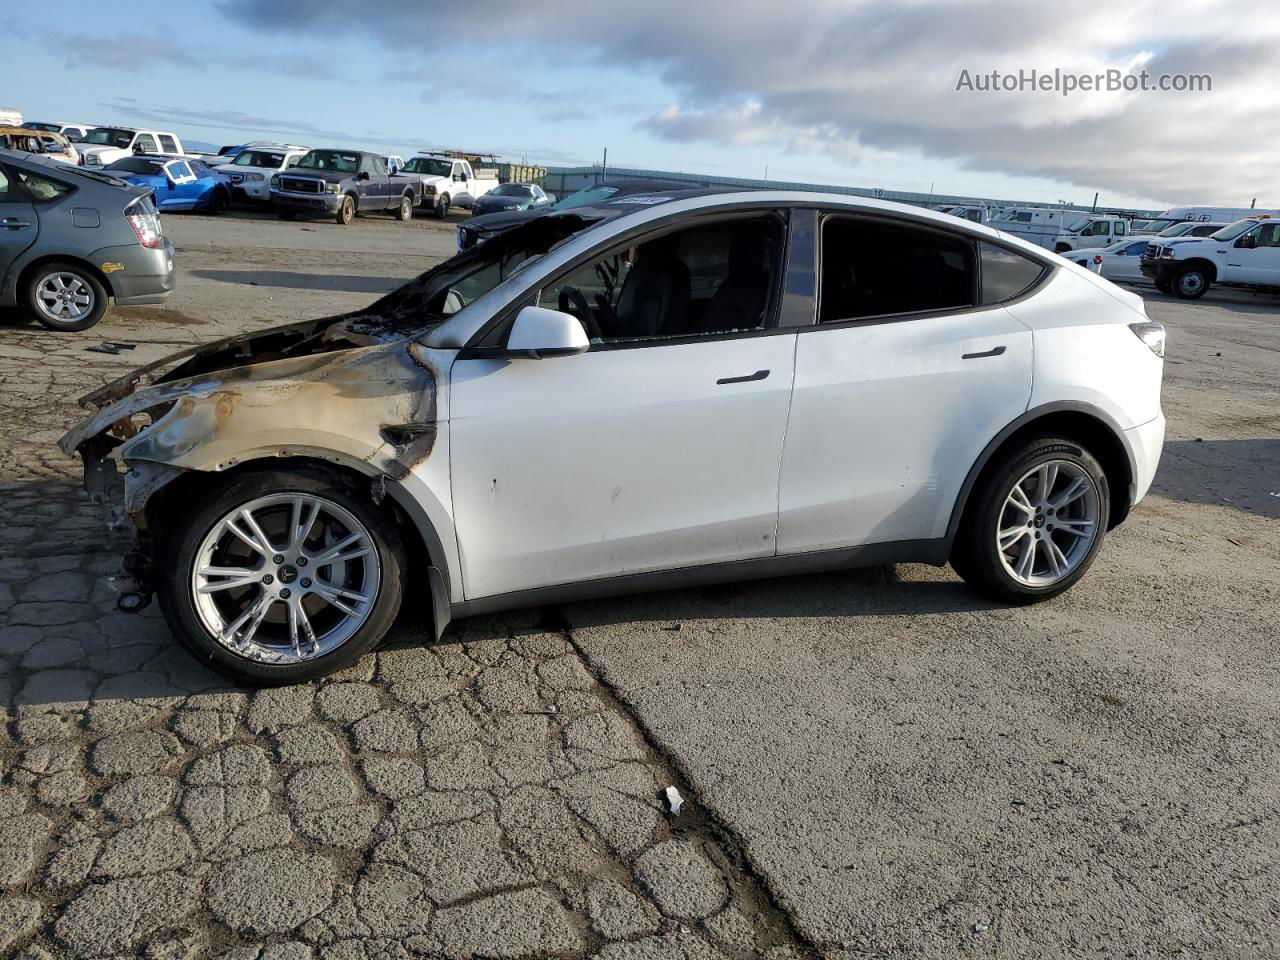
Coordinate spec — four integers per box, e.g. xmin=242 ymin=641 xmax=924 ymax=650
xmin=36 ymin=273 xmax=94 ymax=322
xmin=191 ymin=493 xmax=381 ymax=663
xmin=996 ymin=460 xmax=1100 ymax=587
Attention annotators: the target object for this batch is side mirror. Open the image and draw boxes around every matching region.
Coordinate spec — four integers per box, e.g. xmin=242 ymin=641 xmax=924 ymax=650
xmin=357 ymin=170 xmax=371 ymax=181
xmin=506 ymin=305 xmax=590 ymax=358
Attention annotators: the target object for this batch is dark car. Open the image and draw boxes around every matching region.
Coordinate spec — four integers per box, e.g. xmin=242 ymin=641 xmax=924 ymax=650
xmin=0 ymin=149 xmax=176 ymax=331
xmin=270 ymin=149 xmax=420 ymax=225
xmin=456 ymin=179 xmax=689 ymax=251
xmin=471 ymin=182 xmax=554 ymax=216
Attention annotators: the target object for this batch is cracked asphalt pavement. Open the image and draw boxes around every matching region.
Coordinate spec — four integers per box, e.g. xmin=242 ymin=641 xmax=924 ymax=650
xmin=1 ymin=211 xmax=1277 ymax=959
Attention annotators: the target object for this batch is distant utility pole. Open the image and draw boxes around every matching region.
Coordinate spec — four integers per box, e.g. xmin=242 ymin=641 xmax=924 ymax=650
xmin=1092 ymin=191 xmax=1099 ymax=212
xmin=1251 ymin=197 xmax=1257 ymax=208
xmin=764 ymin=165 xmax=769 ymax=180
xmin=601 ymin=147 xmax=607 ymax=183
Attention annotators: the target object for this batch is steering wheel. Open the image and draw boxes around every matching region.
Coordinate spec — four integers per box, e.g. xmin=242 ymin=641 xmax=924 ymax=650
xmin=558 ymin=286 xmax=602 ymax=340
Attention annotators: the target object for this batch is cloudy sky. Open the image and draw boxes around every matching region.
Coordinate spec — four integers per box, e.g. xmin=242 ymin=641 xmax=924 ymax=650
xmin=9 ymin=0 xmax=1279 ymax=209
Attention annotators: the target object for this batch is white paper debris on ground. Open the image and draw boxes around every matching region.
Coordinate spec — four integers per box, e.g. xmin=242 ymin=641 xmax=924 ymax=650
xmin=663 ymin=785 xmax=684 ymax=816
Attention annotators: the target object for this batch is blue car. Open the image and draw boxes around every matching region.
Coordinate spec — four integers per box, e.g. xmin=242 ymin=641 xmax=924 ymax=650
xmin=103 ymin=155 xmax=232 ymax=214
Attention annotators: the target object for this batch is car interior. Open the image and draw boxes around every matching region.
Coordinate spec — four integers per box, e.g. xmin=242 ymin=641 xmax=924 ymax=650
xmin=541 ymin=216 xmax=783 ymax=342
xmin=819 ymin=218 xmax=975 ymax=321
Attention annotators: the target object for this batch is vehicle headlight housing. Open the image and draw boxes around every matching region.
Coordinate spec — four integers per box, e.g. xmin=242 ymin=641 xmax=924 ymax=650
xmin=270 ymin=175 xmax=281 ymax=187
xmin=245 ymin=172 xmax=264 ymax=182
xmin=329 ymin=183 xmax=343 ymax=194
xmin=424 ymin=185 xmax=436 ymax=196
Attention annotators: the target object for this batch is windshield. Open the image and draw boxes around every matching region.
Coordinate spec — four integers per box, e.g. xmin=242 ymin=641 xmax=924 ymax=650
xmin=82 ymin=127 xmax=135 ymax=148
xmin=552 ymin=185 xmax=621 ymax=210
xmin=402 ymin=157 xmax=452 ymax=176
xmin=492 ymin=184 xmax=533 ymax=198
xmin=105 ymin=157 xmax=165 ymax=175
xmin=294 ymin=150 xmax=359 ymax=172
xmin=25 ymin=122 xmax=60 ymax=132
xmin=1064 ymin=216 xmax=1092 ymax=232
xmin=233 ymin=150 xmax=286 ymax=168
xmin=1141 ymin=219 xmax=1185 ymax=233
xmin=1210 ymin=219 xmax=1260 ymax=241
xmin=1156 ymin=223 xmax=1195 ymax=237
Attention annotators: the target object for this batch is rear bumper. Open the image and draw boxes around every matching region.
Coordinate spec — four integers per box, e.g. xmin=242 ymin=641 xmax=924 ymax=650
xmin=92 ymin=240 xmax=176 ymax=305
xmin=1125 ymin=412 xmax=1165 ymax=507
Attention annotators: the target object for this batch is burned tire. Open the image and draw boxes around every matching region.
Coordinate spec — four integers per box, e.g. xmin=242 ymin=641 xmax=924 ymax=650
xmin=951 ymin=435 xmax=1109 ymax=605
xmin=434 ymin=194 xmax=450 ymax=220
xmin=25 ymin=261 xmax=109 ymax=332
xmin=155 ymin=465 xmax=406 ymax=685
xmin=396 ymin=193 xmax=413 ymax=222
xmin=336 ymin=194 xmax=356 ymax=225
xmin=1172 ymin=265 xmax=1209 ymax=300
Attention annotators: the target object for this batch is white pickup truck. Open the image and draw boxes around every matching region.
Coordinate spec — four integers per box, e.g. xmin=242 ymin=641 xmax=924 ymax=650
xmin=399 ymin=154 xmax=499 ymax=218
xmin=1140 ymin=216 xmax=1280 ymax=298
xmin=77 ymin=127 xmax=186 ymax=167
xmin=1052 ymin=215 xmax=1131 ymax=253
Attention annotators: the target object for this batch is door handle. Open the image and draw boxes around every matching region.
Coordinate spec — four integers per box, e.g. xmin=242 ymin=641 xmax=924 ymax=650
xmin=961 ymin=346 xmax=1006 ymax=360
xmin=717 ymin=369 xmax=770 ymax=385
xmin=0 ymin=218 xmax=32 ymax=228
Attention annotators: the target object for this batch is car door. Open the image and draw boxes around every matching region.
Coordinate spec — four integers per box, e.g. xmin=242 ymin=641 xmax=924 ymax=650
xmin=162 ymin=160 xmax=198 ymax=207
xmin=0 ymin=163 xmax=39 ymax=285
xmin=368 ymin=154 xmax=390 ymax=207
xmin=776 ymin=215 xmax=1036 ymax=554
xmin=1110 ymin=239 xmax=1150 ymax=281
xmin=1226 ymin=221 xmax=1280 ymax=284
xmin=452 ymin=163 xmax=472 ymax=205
xmin=447 ymin=209 xmax=801 ymax=600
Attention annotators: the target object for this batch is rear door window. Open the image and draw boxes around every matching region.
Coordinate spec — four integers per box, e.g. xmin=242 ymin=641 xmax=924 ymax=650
xmin=13 ymin=168 xmax=74 ymax=202
xmin=134 ymin=134 xmax=158 ymax=153
xmin=158 ymin=135 xmax=179 ymax=153
xmin=819 ymin=217 xmax=976 ymax=322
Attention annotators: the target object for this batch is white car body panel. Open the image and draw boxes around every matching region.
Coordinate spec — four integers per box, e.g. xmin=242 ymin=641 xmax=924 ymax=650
xmin=223 ymin=149 xmax=310 ymax=202
xmin=448 ymin=335 xmax=798 ymax=599
xmin=776 ymin=305 xmax=1033 ymax=551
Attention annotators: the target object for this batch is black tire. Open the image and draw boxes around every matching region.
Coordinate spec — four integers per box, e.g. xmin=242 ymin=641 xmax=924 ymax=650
xmin=1171 ymin=265 xmax=1209 ymax=300
xmin=951 ymin=435 xmax=1110 ymax=605
xmin=434 ymin=194 xmax=450 ymax=220
xmin=1154 ymin=276 xmax=1171 ymax=295
xmin=1054 ymin=242 xmax=1071 ymax=253
xmin=277 ymin=209 xmax=296 ymax=221
xmin=207 ymin=189 xmax=229 ymax=216
xmin=25 ymin=261 xmax=109 ymax=332
xmin=336 ymin=194 xmax=356 ymax=225
xmin=396 ymin=194 xmax=413 ymax=222
xmin=155 ymin=465 xmax=407 ymax=685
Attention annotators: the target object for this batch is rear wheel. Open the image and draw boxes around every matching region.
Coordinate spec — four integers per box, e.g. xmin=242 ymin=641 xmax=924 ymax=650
xmin=396 ymin=193 xmax=413 ymax=222
xmin=25 ymin=262 xmax=109 ymax=332
xmin=156 ymin=466 xmax=406 ymax=685
xmin=434 ymin=194 xmax=450 ymax=220
xmin=952 ymin=435 xmax=1109 ymax=604
xmin=1172 ymin=265 xmax=1209 ymax=299
xmin=336 ymin=194 xmax=356 ymax=225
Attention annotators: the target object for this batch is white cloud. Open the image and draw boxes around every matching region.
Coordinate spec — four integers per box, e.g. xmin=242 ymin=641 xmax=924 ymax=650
xmin=219 ymin=0 xmax=1280 ymax=204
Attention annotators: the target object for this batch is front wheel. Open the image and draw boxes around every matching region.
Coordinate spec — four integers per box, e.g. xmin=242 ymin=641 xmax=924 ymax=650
xmin=952 ymin=435 xmax=1109 ymax=604
xmin=396 ymin=194 xmax=413 ymax=221
xmin=1054 ymin=242 xmax=1071 ymax=253
xmin=1172 ymin=265 xmax=1209 ymax=299
xmin=25 ymin=262 xmax=109 ymax=332
xmin=207 ymin=189 xmax=229 ymax=216
xmin=336 ymin=194 xmax=356 ymax=225
xmin=434 ymin=194 xmax=450 ymax=220
xmin=155 ymin=466 xmax=406 ymax=685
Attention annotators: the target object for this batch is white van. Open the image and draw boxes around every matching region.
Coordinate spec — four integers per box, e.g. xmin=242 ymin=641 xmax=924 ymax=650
xmin=1052 ymin=215 xmax=1131 ymax=252
xmin=991 ymin=207 xmax=1084 ymax=250
xmin=1137 ymin=206 xmax=1280 ymax=234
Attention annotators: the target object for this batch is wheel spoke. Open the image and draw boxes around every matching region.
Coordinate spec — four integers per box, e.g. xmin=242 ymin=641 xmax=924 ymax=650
xmin=1054 ymin=517 xmax=1095 ymax=539
xmin=1050 ymin=477 xmax=1088 ymax=511
xmin=1014 ymin=538 xmax=1037 ymax=579
xmin=239 ymin=508 xmax=275 ymax=555
xmin=219 ymin=592 xmax=273 ymax=648
xmin=1037 ymin=463 xmax=1059 ymax=504
xmin=999 ymin=526 xmax=1029 ymax=551
xmin=310 ymin=532 xmax=366 ymax=565
xmin=1045 ymin=537 xmax=1070 ymax=574
xmin=197 ymin=565 xmax=261 ymax=593
xmin=1007 ymin=484 xmax=1035 ymax=517
xmin=289 ymin=497 xmax=321 ymax=552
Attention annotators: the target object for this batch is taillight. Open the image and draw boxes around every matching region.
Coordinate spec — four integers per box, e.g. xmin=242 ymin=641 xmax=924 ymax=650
xmin=125 ymin=201 xmax=163 ymax=249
